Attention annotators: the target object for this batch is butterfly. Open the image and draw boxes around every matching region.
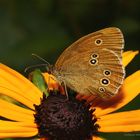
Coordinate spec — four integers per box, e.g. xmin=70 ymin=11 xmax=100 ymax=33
xmin=49 ymin=27 xmax=125 ymax=100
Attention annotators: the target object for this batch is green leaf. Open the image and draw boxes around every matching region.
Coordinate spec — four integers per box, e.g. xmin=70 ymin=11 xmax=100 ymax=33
xmin=30 ymin=69 xmax=49 ymax=97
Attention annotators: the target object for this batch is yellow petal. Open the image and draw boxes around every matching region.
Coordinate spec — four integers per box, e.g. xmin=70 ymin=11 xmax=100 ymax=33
xmin=122 ymin=51 xmax=139 ymax=67
xmin=0 ymin=86 xmax=35 ymax=109
xmin=0 ymin=123 xmax=37 ymax=138
xmin=0 ymin=131 xmax=37 ymax=138
xmin=0 ymin=121 xmax=37 ymax=138
xmin=122 ymin=51 xmax=133 ymax=57
xmin=98 ymin=110 xmax=140 ymax=127
xmin=43 ymin=73 xmax=57 ymax=84
xmin=94 ymin=70 xmax=140 ymax=117
xmin=43 ymin=73 xmax=60 ymax=90
xmin=0 ymin=99 xmax=34 ymax=122
xmin=0 ymin=98 xmax=34 ymax=115
xmin=99 ymin=124 xmax=140 ymax=132
xmin=0 ymin=105 xmax=34 ymax=122
xmin=43 ymin=73 xmax=65 ymax=94
xmin=0 ymin=120 xmax=37 ymax=127
xmin=0 ymin=63 xmax=43 ymax=106
xmin=0 ymin=126 xmax=37 ymax=133
xmin=92 ymin=136 xmax=106 ymax=140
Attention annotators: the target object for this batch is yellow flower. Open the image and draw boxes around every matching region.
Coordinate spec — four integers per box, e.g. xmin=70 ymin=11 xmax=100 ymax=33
xmin=0 ymin=51 xmax=139 ymax=140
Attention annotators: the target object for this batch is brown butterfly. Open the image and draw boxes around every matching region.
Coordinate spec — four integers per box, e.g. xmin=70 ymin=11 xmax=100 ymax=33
xmin=50 ymin=27 xmax=125 ymax=100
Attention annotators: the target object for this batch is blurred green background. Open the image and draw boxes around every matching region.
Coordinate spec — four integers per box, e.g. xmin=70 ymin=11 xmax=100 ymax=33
xmin=0 ymin=0 xmax=140 ymax=140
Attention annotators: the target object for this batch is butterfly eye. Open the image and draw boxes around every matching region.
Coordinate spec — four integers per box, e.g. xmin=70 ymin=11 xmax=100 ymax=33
xmin=95 ymin=39 xmax=102 ymax=45
xmin=99 ymin=87 xmax=105 ymax=93
xmin=92 ymin=53 xmax=99 ymax=58
xmin=100 ymin=78 xmax=110 ymax=86
xmin=103 ymin=70 xmax=111 ymax=76
xmin=90 ymin=59 xmax=98 ymax=65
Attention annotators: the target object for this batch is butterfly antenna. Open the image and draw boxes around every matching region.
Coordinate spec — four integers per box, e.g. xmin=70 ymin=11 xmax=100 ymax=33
xmin=24 ymin=64 xmax=49 ymax=73
xmin=32 ymin=53 xmax=51 ymax=66
xmin=25 ymin=54 xmax=52 ymax=73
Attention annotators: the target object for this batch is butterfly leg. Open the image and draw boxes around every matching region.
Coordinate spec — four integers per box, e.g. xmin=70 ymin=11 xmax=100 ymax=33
xmin=62 ymin=81 xmax=69 ymax=100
